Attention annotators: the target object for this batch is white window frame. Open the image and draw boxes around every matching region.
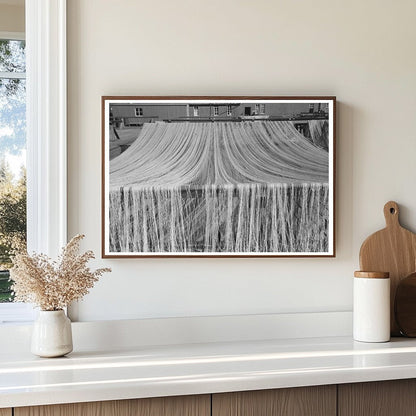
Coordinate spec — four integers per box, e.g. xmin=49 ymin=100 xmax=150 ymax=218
xmin=193 ymin=105 xmax=199 ymax=117
xmin=213 ymin=105 xmax=219 ymax=116
xmin=0 ymin=0 xmax=67 ymax=324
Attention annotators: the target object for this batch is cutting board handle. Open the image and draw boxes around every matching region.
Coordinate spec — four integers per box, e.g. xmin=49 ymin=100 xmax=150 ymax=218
xmin=384 ymin=201 xmax=400 ymax=228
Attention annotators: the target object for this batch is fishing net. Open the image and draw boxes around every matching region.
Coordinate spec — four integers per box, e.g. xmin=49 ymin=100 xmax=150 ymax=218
xmin=308 ymin=120 xmax=329 ymax=151
xmin=109 ymin=121 xmax=329 ymax=253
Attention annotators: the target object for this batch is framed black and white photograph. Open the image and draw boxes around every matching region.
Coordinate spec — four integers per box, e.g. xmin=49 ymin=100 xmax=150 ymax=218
xmin=102 ymin=96 xmax=336 ymax=257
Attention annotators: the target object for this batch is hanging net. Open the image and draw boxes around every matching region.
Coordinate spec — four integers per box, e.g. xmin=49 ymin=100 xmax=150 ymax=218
xmin=308 ymin=120 xmax=329 ymax=151
xmin=109 ymin=120 xmax=329 ymax=253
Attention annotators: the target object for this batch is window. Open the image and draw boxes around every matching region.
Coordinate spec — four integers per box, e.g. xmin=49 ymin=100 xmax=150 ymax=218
xmin=135 ymin=107 xmax=143 ymax=117
xmin=193 ymin=105 xmax=199 ymax=117
xmin=227 ymin=105 xmax=232 ymax=116
xmin=0 ymin=0 xmax=68 ymax=324
xmin=254 ymin=104 xmax=259 ymax=114
xmin=213 ymin=106 xmax=219 ymax=116
xmin=0 ymin=37 xmax=26 ymax=305
xmin=260 ymin=104 xmax=265 ymax=114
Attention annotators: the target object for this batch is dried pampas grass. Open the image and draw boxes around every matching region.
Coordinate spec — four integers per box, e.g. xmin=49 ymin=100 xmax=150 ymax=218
xmin=10 ymin=234 xmax=111 ymax=311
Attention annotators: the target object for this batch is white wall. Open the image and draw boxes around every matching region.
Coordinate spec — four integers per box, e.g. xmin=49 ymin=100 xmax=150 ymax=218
xmin=67 ymin=0 xmax=416 ymax=322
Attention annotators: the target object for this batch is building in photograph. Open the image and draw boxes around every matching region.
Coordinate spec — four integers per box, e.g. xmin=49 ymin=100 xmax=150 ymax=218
xmin=110 ymin=102 xmax=329 ymax=127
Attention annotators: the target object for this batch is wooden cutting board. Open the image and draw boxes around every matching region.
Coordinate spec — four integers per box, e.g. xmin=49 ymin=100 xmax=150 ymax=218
xmin=359 ymin=201 xmax=416 ymax=336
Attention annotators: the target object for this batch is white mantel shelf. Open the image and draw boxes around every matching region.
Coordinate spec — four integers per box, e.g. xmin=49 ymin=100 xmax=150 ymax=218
xmin=2 ymin=335 xmax=416 ymax=409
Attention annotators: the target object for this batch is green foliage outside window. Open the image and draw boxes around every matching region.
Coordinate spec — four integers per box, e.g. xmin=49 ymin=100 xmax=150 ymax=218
xmin=0 ymin=162 xmax=26 ymax=302
xmin=0 ymin=39 xmax=26 ymax=302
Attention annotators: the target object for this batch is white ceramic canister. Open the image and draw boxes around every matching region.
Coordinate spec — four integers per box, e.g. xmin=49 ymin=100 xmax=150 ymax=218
xmin=353 ymin=271 xmax=390 ymax=342
xmin=31 ymin=310 xmax=73 ymax=357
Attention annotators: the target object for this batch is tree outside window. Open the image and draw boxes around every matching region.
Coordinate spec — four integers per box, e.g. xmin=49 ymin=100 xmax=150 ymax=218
xmin=0 ymin=38 xmax=27 ymax=302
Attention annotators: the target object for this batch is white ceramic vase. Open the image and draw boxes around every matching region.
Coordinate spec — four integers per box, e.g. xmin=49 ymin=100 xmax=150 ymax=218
xmin=31 ymin=310 xmax=73 ymax=357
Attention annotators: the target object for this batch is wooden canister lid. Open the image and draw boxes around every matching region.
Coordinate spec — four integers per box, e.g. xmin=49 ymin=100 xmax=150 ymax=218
xmin=354 ymin=271 xmax=389 ymax=279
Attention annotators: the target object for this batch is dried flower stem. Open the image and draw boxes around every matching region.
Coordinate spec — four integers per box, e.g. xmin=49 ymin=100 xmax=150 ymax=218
xmin=10 ymin=235 xmax=111 ymax=310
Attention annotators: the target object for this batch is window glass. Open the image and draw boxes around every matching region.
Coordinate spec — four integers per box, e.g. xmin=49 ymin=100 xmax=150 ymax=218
xmin=0 ymin=39 xmax=27 ymax=303
xmin=0 ymin=40 xmax=25 ymax=73
xmin=135 ymin=107 xmax=143 ymax=117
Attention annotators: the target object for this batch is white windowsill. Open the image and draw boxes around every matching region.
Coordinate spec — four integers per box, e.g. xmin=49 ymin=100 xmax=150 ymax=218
xmin=0 ymin=303 xmax=36 ymax=324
